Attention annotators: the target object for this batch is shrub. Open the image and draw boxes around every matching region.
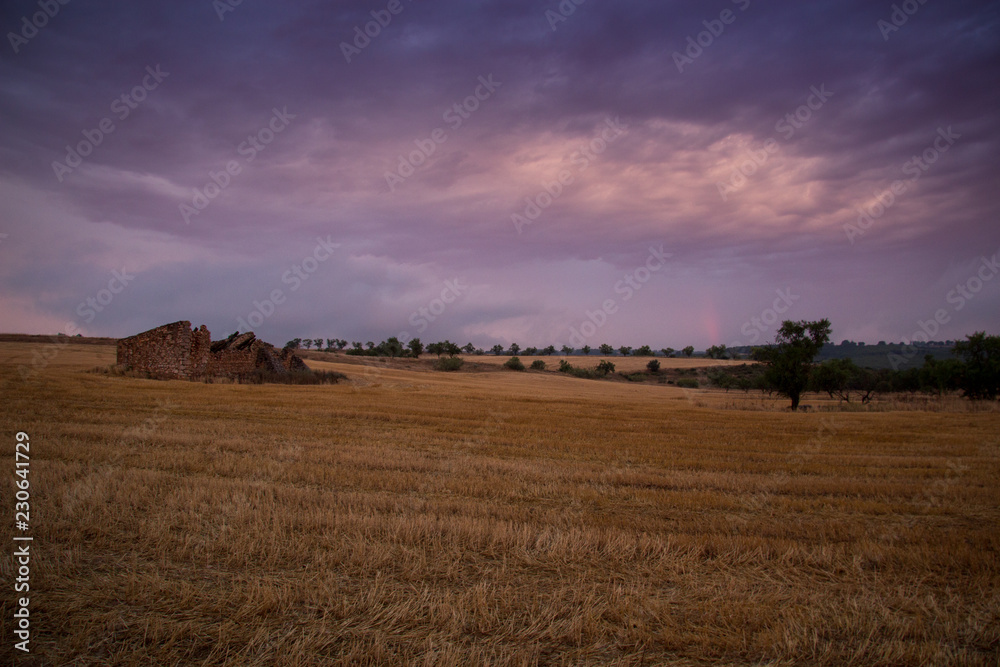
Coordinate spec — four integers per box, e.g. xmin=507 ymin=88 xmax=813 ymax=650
xmin=435 ymin=357 xmax=465 ymax=372
xmin=504 ymin=356 xmax=525 ymax=371
xmin=596 ymin=360 xmax=616 ymax=376
xmin=647 ymin=359 xmax=661 ymax=373
xmin=676 ymin=377 xmax=699 ymax=389
xmin=624 ymin=373 xmax=646 ymax=382
xmin=530 ymin=360 xmax=546 ymax=370
xmin=558 ymin=359 xmax=573 ymax=373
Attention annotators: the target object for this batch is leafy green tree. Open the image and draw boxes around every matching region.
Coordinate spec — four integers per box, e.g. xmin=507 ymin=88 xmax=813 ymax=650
xmin=301 ymin=340 xmax=312 ymax=350
xmin=524 ymin=347 xmax=538 ymax=356
xmin=752 ymin=319 xmax=832 ymax=410
xmin=509 ymin=343 xmax=521 ymax=355
xmin=543 ymin=345 xmax=556 ymax=356
xmin=314 ymin=338 xmax=324 ymax=351
xmin=379 ymin=337 xmax=405 ymax=357
xmin=561 ymin=345 xmax=574 ymax=356
xmin=954 ymin=332 xmax=1000 ymax=400
xmin=284 ymin=338 xmax=302 ymax=350
xmin=661 ymin=348 xmax=674 ymax=358
xmin=596 ymin=360 xmax=616 ymax=375
xmin=491 ymin=344 xmax=504 ymax=356
xmin=462 ymin=342 xmax=476 ymax=354
xmin=705 ymin=344 xmax=728 ymax=360
xmin=408 ymin=338 xmax=424 ymax=358
xmin=683 ymin=345 xmax=694 ymax=357
xmin=581 ymin=345 xmax=591 ymax=356
xmin=325 ymin=338 xmax=335 ymax=350
xmin=635 ymin=345 xmax=653 ymax=357
xmin=599 ymin=344 xmax=614 ymax=355
xmin=618 ymin=346 xmax=632 ymax=357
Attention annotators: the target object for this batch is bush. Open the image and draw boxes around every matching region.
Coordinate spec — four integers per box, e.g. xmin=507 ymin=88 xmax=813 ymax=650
xmin=530 ymin=360 xmax=546 ymax=370
xmin=504 ymin=356 xmax=525 ymax=371
xmin=595 ymin=360 xmax=616 ymax=376
xmin=558 ymin=359 xmax=573 ymax=373
xmin=647 ymin=359 xmax=660 ymax=373
xmin=676 ymin=377 xmax=699 ymax=389
xmin=624 ymin=373 xmax=646 ymax=382
xmin=435 ymin=357 xmax=465 ymax=372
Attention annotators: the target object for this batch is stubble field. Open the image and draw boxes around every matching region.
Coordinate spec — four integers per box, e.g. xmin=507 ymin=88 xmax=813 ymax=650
xmin=1 ymin=341 xmax=998 ymax=665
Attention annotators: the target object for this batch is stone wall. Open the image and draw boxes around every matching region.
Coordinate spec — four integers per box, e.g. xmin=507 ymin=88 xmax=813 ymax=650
xmin=117 ymin=321 xmax=304 ymax=381
xmin=116 ymin=321 xmax=203 ymax=379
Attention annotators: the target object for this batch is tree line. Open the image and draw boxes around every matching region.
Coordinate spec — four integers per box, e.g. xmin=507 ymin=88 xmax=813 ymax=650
xmin=285 ymin=337 xmax=699 ymax=358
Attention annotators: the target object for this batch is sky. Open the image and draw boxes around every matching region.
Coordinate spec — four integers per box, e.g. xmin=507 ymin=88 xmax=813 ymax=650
xmin=1 ymin=0 xmax=998 ymax=351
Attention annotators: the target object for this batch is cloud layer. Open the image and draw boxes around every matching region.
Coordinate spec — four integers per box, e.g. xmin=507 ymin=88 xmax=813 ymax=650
xmin=1 ymin=0 xmax=998 ymax=349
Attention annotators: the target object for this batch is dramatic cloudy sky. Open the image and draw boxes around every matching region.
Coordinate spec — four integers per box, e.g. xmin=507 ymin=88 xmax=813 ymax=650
xmin=1 ymin=0 xmax=998 ymax=349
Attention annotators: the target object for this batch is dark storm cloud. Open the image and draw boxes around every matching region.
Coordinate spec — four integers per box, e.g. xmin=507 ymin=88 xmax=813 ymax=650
xmin=1 ymin=0 xmax=998 ymax=345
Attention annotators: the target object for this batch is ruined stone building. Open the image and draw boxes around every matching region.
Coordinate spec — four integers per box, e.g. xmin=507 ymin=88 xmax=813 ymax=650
xmin=116 ymin=321 xmax=306 ymax=380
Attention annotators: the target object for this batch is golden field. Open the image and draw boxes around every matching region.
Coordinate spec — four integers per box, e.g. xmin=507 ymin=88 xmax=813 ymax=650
xmin=1 ymin=341 xmax=998 ymax=665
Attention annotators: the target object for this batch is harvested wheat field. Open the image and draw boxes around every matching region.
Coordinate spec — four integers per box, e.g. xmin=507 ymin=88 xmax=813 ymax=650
xmin=1 ymin=340 xmax=999 ymax=665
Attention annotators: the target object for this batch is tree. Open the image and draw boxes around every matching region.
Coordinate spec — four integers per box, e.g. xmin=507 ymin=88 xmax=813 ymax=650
xmin=581 ymin=345 xmax=591 ymax=356
xmin=509 ymin=343 xmax=521 ymax=355
xmin=561 ymin=345 xmax=574 ymax=356
xmin=543 ymin=345 xmax=556 ymax=356
xmin=444 ymin=341 xmax=462 ymax=357
xmin=752 ymin=319 xmax=832 ymax=410
xmin=301 ymin=339 xmax=312 ymax=350
xmin=661 ymin=348 xmax=674 ymax=358
xmin=365 ymin=341 xmax=375 ymax=350
xmin=706 ymin=344 xmax=728 ymax=360
xmin=381 ymin=337 xmax=404 ymax=358
xmin=335 ymin=339 xmax=348 ymax=350
xmin=953 ymin=332 xmax=1000 ymax=400
xmin=599 ymin=344 xmax=614 ymax=355
xmin=408 ymin=338 xmax=424 ymax=358
xmin=462 ymin=342 xmax=476 ymax=354
xmin=618 ymin=346 xmax=632 ymax=357
xmin=314 ymin=338 xmax=324 ymax=351
xmin=683 ymin=345 xmax=694 ymax=357
xmin=647 ymin=359 xmax=661 ymax=373
xmin=635 ymin=345 xmax=653 ymax=356
xmin=491 ymin=344 xmax=504 ymax=356
xmin=524 ymin=347 xmax=538 ymax=356
xmin=326 ymin=338 xmax=336 ymax=350
xmin=284 ymin=338 xmax=302 ymax=350
xmin=596 ymin=360 xmax=616 ymax=375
